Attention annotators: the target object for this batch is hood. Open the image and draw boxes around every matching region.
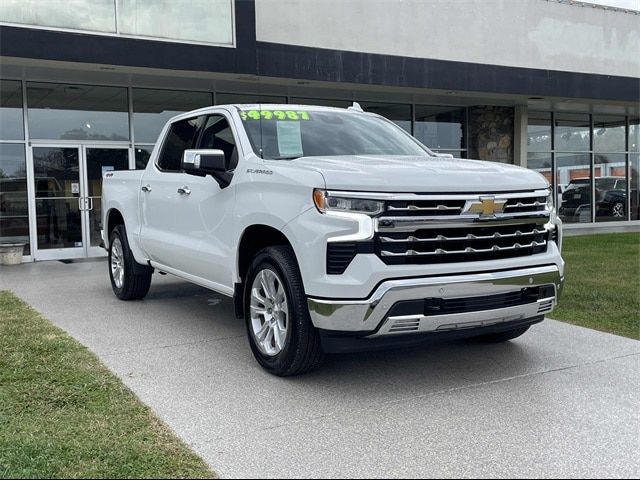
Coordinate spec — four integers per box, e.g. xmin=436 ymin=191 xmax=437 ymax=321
xmin=288 ymin=155 xmax=549 ymax=192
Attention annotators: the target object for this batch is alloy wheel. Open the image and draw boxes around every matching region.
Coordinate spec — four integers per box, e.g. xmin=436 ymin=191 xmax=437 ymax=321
xmin=249 ymin=268 xmax=289 ymax=356
xmin=110 ymin=238 xmax=125 ymax=289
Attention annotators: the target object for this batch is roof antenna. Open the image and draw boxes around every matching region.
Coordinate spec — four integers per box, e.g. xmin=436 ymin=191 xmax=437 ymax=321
xmin=348 ymin=102 xmax=364 ymax=112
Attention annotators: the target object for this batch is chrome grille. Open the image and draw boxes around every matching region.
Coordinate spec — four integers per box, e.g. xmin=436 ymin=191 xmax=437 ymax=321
xmin=375 ymin=190 xmax=551 ymax=265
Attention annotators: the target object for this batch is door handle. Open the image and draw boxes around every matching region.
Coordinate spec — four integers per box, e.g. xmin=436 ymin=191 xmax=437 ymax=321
xmin=141 ymin=184 xmax=152 ymax=193
xmin=177 ymin=186 xmax=191 ymax=196
xmin=88 ymin=197 xmax=94 ymax=211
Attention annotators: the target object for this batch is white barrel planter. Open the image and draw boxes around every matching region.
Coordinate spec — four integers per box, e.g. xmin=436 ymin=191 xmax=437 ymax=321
xmin=0 ymin=243 xmax=25 ymax=266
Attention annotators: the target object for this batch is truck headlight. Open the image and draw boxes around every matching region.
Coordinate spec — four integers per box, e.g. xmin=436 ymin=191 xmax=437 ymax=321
xmin=547 ymin=190 xmax=555 ymax=211
xmin=313 ymin=189 xmax=384 ymax=216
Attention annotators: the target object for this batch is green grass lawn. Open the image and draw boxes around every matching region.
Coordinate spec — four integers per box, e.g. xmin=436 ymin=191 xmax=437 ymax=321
xmin=0 ymin=291 xmax=215 ymax=479
xmin=549 ymin=232 xmax=640 ymax=339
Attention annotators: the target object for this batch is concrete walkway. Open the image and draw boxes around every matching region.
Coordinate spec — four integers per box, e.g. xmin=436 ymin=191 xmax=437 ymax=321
xmin=1 ymin=260 xmax=639 ymax=478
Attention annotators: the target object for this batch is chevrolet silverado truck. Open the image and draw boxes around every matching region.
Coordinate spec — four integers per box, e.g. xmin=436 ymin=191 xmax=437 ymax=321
xmin=102 ymin=104 xmax=564 ymax=376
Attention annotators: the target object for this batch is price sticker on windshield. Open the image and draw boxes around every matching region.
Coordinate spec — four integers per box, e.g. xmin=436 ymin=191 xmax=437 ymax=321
xmin=240 ymin=110 xmax=310 ymax=121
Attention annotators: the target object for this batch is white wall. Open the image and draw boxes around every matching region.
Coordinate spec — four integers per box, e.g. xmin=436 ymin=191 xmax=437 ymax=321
xmin=256 ymin=0 xmax=640 ymax=78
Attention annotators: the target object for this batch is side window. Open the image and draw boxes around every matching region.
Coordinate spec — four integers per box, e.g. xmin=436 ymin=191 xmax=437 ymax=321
xmin=198 ymin=115 xmax=239 ymax=171
xmin=157 ymin=116 xmax=202 ymax=172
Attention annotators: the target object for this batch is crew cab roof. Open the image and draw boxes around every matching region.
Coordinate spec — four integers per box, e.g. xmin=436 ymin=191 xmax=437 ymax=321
xmin=166 ymin=104 xmax=368 ymax=124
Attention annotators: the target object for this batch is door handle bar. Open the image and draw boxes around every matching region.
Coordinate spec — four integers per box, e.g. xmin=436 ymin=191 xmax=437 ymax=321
xmin=178 ymin=186 xmax=191 ymax=196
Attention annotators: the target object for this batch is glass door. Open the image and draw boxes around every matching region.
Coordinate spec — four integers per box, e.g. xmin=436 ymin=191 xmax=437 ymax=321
xmin=83 ymin=146 xmax=130 ymax=256
xmin=31 ymin=144 xmax=131 ymax=260
xmin=32 ymin=145 xmax=86 ymax=260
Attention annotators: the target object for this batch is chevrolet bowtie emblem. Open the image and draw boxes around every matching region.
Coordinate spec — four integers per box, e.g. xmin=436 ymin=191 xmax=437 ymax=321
xmin=464 ymin=196 xmax=507 ymax=216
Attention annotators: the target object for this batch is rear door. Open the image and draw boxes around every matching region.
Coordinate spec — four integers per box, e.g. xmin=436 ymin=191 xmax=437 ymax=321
xmin=139 ymin=115 xmax=203 ymax=270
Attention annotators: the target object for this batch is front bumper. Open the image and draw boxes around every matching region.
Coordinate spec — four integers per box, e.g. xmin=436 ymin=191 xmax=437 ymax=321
xmin=307 ymin=264 xmax=563 ymax=338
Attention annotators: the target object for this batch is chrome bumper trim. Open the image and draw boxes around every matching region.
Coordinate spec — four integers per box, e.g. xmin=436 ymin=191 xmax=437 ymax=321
xmin=307 ymin=265 xmax=563 ymax=335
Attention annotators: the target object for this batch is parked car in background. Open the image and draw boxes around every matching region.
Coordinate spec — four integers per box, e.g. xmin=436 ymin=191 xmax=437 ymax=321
xmin=560 ymin=176 xmax=627 ymax=222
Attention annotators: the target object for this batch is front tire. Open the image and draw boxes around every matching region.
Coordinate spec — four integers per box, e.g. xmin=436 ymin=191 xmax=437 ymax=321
xmin=244 ymin=246 xmax=324 ymax=376
xmin=109 ymin=224 xmax=152 ymax=300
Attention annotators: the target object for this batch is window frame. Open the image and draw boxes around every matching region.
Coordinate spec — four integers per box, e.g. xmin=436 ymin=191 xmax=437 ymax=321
xmin=155 ymin=115 xmax=204 ymax=173
xmin=195 ymin=113 xmax=242 ymax=172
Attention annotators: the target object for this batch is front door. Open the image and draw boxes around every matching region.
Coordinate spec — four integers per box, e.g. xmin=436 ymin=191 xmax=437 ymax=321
xmin=31 ymin=144 xmax=130 ymax=260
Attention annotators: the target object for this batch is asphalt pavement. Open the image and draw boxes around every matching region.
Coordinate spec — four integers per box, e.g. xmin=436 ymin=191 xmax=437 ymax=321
xmin=1 ymin=260 xmax=638 ymax=478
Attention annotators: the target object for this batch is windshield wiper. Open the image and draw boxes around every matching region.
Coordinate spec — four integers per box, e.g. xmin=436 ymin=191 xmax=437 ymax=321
xmin=270 ymin=156 xmax=301 ymax=160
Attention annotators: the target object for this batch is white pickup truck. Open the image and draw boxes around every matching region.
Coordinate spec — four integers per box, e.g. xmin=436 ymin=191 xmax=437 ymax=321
xmin=102 ymin=104 xmax=564 ymax=376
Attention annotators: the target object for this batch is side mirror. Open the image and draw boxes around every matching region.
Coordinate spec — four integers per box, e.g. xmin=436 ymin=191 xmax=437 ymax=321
xmin=182 ymin=149 xmax=232 ymax=188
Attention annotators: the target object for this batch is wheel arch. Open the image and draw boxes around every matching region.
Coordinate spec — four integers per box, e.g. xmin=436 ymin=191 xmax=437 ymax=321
xmin=234 ymin=224 xmax=297 ymax=319
xmin=106 ymin=208 xmax=125 ymax=243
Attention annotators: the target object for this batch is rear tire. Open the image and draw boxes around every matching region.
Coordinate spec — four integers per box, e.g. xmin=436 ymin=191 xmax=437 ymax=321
xmin=244 ymin=245 xmax=324 ymax=376
xmin=109 ymin=224 xmax=152 ymax=300
xmin=473 ymin=326 xmax=530 ymax=343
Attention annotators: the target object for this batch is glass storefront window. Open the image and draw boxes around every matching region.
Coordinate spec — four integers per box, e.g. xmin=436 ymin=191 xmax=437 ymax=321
xmin=290 ymin=97 xmax=351 ymax=109
xmin=117 ymin=0 xmax=233 ymax=45
xmin=357 ymin=101 xmax=412 ymax=133
xmin=557 ymin=153 xmax=592 ymax=223
xmin=594 ymin=153 xmax=628 ymax=222
xmin=135 ymin=146 xmax=153 ymax=170
xmin=0 ymin=143 xmax=30 ymax=255
xmin=132 ymin=88 xmax=212 ymax=144
xmin=414 ymin=105 xmax=466 ymax=152
xmin=0 ymin=0 xmax=116 ymax=32
xmin=0 ymin=80 xmax=24 ymax=140
xmin=630 ymin=154 xmax=639 ymax=221
xmin=593 ymin=116 xmax=626 ymax=153
xmin=216 ymin=93 xmax=287 ymax=106
xmin=27 ymin=82 xmax=129 ymax=141
xmin=527 ymin=112 xmax=552 ymax=152
xmin=630 ymin=118 xmax=639 ymax=153
xmin=527 ymin=152 xmax=554 ymax=196
xmin=555 ymin=114 xmax=590 ymax=152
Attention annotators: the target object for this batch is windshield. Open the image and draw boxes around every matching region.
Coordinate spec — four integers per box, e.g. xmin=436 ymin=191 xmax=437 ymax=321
xmin=239 ymin=108 xmax=432 ymax=160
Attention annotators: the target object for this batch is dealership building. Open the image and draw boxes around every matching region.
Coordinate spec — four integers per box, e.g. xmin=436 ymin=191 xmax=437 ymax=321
xmin=0 ymin=0 xmax=638 ymax=262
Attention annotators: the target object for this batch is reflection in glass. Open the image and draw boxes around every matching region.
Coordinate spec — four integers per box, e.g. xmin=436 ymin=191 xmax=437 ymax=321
xmin=0 ymin=0 xmax=116 ymax=32
xmin=527 ymin=153 xmax=554 ymax=203
xmin=32 ymin=147 xmax=82 ymax=250
xmin=555 ymin=114 xmax=590 ymax=152
xmin=85 ymin=148 xmax=129 ymax=197
xmin=85 ymin=149 xmax=129 ymax=246
xmin=557 ymin=153 xmax=591 ymax=223
xmin=0 ymin=80 xmax=24 ymax=140
xmin=117 ymin=0 xmax=233 ymax=44
xmin=630 ymin=154 xmax=639 ymax=220
xmin=216 ymin=92 xmax=287 ymax=106
xmin=133 ymin=88 xmax=212 ymax=144
xmin=414 ymin=106 xmax=466 ymax=152
xmin=27 ymin=82 xmax=129 ymax=140
xmin=89 ymin=198 xmax=104 ymax=247
xmin=630 ymin=118 xmax=639 ymax=153
xmin=527 ymin=112 xmax=552 ymax=152
xmin=0 ymin=144 xmax=30 ymax=254
xmin=290 ymin=98 xmax=351 ymax=109
xmin=593 ymin=116 xmax=626 ymax=153
xmin=35 ymin=198 xmax=83 ymax=249
xmin=356 ymin=101 xmax=412 ymax=133
xmin=594 ymin=153 xmax=627 ymax=222
xmin=135 ymin=146 xmax=153 ymax=170
xmin=32 ymin=147 xmax=80 ymax=197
